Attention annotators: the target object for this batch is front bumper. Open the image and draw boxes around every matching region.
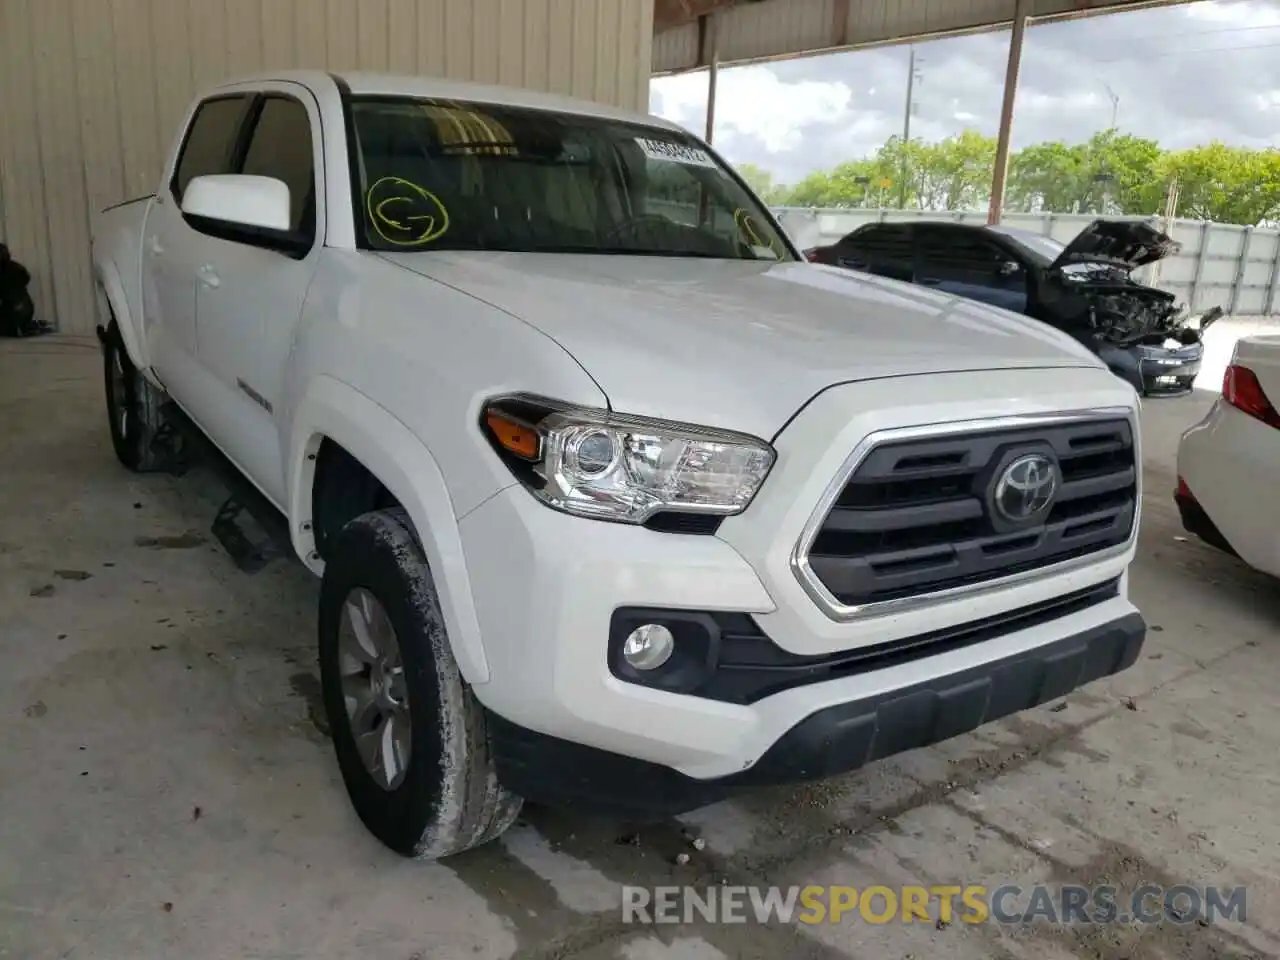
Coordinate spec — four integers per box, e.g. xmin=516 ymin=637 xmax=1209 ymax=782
xmin=1096 ymin=342 xmax=1202 ymax=397
xmin=487 ymin=607 xmax=1145 ymax=816
xmin=458 ymin=368 xmax=1143 ymax=793
xmin=1139 ymin=343 xmax=1203 ymax=396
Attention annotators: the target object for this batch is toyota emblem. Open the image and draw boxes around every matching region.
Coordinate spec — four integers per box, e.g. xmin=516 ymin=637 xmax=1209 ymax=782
xmin=992 ymin=454 xmax=1058 ymax=523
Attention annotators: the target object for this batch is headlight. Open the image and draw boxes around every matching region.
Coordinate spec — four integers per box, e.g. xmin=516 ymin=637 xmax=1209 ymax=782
xmin=482 ymin=398 xmax=775 ymax=523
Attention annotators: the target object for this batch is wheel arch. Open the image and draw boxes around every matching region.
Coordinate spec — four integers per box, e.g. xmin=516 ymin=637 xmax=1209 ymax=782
xmin=286 ymin=375 xmax=491 ymax=685
xmin=93 ymin=258 xmax=149 ymax=371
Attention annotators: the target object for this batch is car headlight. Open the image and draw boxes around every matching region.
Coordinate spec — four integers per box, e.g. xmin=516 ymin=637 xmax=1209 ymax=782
xmin=482 ymin=397 xmax=775 ymax=523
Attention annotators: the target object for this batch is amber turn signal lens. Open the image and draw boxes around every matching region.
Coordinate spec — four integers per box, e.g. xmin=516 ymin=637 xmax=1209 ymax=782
xmin=486 ymin=410 xmax=541 ymax=459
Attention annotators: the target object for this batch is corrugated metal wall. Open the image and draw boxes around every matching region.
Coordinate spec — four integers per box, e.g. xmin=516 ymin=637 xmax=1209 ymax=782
xmin=0 ymin=0 xmax=655 ymax=335
xmin=652 ymin=0 xmax=1180 ymax=73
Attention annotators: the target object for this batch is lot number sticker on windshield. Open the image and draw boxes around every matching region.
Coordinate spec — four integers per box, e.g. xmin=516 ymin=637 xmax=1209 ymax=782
xmin=636 ymin=137 xmax=717 ymax=168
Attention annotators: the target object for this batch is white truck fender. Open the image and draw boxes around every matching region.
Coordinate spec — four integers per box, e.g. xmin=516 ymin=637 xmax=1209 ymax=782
xmin=94 ymin=258 xmax=150 ymax=372
xmin=286 ymin=375 xmax=492 ymax=685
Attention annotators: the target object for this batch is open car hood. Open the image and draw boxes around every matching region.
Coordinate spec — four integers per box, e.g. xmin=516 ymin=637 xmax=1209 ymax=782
xmin=1050 ymin=219 xmax=1179 ymax=272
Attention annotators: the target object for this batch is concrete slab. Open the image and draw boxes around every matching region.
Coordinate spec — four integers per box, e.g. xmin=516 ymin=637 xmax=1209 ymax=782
xmin=3 ymin=337 xmax=1279 ymax=960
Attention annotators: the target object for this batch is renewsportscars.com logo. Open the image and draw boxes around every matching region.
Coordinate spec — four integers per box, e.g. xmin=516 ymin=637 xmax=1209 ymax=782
xmin=622 ymin=884 xmax=1247 ymax=926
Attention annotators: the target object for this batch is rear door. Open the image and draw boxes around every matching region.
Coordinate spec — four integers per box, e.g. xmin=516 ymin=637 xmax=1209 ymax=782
xmin=915 ymin=226 xmax=1028 ymax=313
xmin=143 ymin=94 xmax=253 ymax=402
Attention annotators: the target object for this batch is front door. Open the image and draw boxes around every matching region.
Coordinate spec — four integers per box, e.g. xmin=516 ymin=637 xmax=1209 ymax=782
xmin=916 ymin=228 xmax=1029 ymax=314
xmin=189 ymin=87 xmax=324 ymax=506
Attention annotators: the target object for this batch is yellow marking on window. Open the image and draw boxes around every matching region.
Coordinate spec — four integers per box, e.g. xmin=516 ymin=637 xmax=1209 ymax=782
xmin=734 ymin=208 xmax=778 ymax=257
xmin=366 ymin=176 xmax=451 ymax=246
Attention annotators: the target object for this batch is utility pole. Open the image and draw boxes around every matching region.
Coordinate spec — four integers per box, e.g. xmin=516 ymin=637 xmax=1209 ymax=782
xmin=898 ymin=47 xmax=921 ymax=209
xmin=1103 ymin=83 xmax=1119 ymax=130
xmin=902 ymin=47 xmax=916 ymax=145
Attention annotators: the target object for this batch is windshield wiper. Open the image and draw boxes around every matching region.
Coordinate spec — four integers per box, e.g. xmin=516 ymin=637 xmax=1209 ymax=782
xmin=597 ymin=247 xmax=729 ymax=258
xmin=519 ymin=244 xmax=752 ymax=259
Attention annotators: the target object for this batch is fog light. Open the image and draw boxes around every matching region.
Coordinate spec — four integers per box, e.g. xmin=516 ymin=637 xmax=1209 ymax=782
xmin=622 ymin=624 xmax=675 ymax=671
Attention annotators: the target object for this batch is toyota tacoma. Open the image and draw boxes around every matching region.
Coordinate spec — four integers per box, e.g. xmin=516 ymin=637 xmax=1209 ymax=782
xmin=91 ymin=71 xmax=1147 ymax=859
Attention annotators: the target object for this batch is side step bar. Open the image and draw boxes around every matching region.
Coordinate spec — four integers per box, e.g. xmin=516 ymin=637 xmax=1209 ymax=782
xmin=162 ymin=402 xmax=295 ymax=574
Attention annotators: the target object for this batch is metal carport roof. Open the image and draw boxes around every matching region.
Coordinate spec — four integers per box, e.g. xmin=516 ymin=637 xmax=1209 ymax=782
xmin=653 ymin=0 xmax=1192 ymax=74
xmin=652 ymin=0 xmax=1196 ymax=223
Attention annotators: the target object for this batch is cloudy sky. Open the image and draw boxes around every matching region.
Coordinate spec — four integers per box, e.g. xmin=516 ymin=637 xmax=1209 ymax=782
xmin=649 ymin=0 xmax=1280 ymax=186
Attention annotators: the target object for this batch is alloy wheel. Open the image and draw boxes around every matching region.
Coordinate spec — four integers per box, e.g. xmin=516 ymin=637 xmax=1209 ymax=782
xmin=337 ymin=587 xmax=412 ymax=790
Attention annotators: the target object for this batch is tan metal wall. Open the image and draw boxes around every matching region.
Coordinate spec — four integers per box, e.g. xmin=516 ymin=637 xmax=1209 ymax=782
xmin=0 ymin=0 xmax=655 ymax=335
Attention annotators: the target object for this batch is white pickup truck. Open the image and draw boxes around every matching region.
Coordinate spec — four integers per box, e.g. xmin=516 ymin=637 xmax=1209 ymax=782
xmin=91 ymin=70 xmax=1147 ymax=859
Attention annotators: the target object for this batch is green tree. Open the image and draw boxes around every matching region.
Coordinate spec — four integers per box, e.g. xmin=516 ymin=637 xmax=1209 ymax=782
xmin=1157 ymin=143 xmax=1280 ymax=225
xmin=1004 ymin=130 xmax=1159 ymax=215
xmin=735 ymin=162 xmax=784 ymax=204
xmin=853 ymin=133 xmax=997 ymax=210
xmin=777 ymin=159 xmax=884 ymax=207
xmin=1006 ymin=140 xmax=1087 ymax=212
xmin=922 ymin=130 xmax=997 ymax=210
xmin=1086 ymin=130 xmax=1164 ymax=214
xmin=769 ymin=128 xmax=1280 ymax=225
xmin=777 ymin=170 xmax=836 ymax=206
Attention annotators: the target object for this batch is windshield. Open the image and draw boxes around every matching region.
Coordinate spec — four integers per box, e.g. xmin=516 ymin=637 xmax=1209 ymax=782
xmin=991 ymin=225 xmax=1129 ymax=278
xmin=988 ymin=226 xmax=1064 ymax=266
xmin=348 ymin=97 xmax=793 ymax=261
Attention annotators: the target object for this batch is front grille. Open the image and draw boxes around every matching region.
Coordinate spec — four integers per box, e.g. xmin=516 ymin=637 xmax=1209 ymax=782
xmin=803 ymin=417 xmax=1136 ymax=608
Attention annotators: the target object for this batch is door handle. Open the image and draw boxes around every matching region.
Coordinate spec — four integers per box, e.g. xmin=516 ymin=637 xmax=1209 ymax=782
xmin=920 ymin=278 xmax=942 ymax=286
xmin=196 ymin=264 xmax=221 ymax=289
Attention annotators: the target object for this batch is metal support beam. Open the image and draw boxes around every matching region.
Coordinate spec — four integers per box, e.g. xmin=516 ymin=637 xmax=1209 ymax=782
xmin=830 ymin=0 xmax=850 ymax=47
xmin=987 ymin=0 xmax=1028 ymax=225
xmin=704 ymin=15 xmax=720 ymax=143
xmin=655 ymin=0 xmax=738 ymax=33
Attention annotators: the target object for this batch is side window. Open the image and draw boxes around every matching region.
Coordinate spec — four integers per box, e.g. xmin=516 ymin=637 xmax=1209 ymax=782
xmin=917 ymin=230 xmax=1012 ymax=287
xmin=840 ymin=225 xmax=913 ymax=282
xmin=240 ymin=97 xmax=316 ymax=238
xmin=172 ymin=96 xmax=251 ymax=202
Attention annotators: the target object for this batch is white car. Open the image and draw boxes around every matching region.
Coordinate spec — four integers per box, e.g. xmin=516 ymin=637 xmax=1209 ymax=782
xmin=1176 ymin=334 xmax=1280 ymax=577
xmin=91 ymin=70 xmax=1147 ymax=859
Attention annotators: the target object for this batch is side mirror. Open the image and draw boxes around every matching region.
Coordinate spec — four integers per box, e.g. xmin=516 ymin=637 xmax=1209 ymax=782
xmin=998 ymin=260 xmax=1022 ymax=277
xmin=181 ymin=174 xmax=291 ymax=232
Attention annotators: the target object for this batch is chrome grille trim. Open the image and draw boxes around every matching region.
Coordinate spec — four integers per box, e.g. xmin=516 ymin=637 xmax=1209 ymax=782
xmin=790 ymin=407 xmax=1140 ymax=623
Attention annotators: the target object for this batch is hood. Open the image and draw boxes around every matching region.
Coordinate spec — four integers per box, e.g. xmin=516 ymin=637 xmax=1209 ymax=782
xmin=378 ymin=252 xmax=1104 ymax=439
xmin=1050 ymin=219 xmax=1179 ymax=272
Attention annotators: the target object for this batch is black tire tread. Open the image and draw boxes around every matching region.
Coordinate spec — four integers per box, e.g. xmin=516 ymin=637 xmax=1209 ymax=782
xmin=320 ymin=508 xmax=521 ymax=859
xmin=102 ymin=320 xmax=168 ymax=473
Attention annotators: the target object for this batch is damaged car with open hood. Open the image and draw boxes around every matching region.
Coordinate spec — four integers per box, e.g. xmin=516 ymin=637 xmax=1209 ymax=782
xmin=806 ymin=217 xmax=1222 ymax=396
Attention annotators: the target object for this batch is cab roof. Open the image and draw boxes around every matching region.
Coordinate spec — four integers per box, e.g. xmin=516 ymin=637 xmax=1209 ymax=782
xmin=212 ymin=69 xmax=682 ymax=133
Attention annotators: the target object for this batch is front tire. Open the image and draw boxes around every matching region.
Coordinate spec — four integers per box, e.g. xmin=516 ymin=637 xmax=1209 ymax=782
xmin=101 ymin=322 xmax=167 ymax=472
xmin=318 ymin=508 xmax=522 ymax=858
